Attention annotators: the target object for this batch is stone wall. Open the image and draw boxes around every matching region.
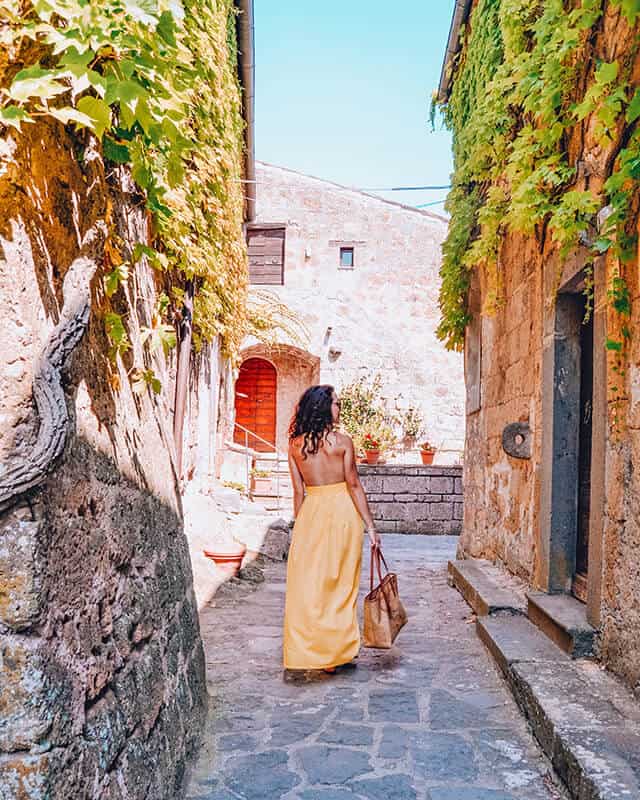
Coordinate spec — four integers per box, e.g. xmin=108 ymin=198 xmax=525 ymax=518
xmin=0 ymin=118 xmax=206 ymax=798
xmin=454 ymin=6 xmax=640 ymax=695
xmin=248 ymin=162 xmax=465 ymax=462
xmin=359 ymin=465 xmax=463 ymax=535
xmin=459 ymin=237 xmax=543 ymax=581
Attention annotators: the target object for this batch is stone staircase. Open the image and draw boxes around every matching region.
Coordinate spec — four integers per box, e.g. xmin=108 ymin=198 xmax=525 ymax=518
xmin=252 ymin=453 xmax=293 ymax=511
xmin=448 ymin=559 xmax=639 ymax=800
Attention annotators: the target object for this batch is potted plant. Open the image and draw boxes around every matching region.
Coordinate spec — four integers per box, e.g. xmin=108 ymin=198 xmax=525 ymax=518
xmin=362 ymin=434 xmax=381 ymax=464
xmin=399 ymin=407 xmax=424 ymax=450
xmin=419 ymin=440 xmax=436 ymax=465
xmin=251 ymin=468 xmax=272 ymax=494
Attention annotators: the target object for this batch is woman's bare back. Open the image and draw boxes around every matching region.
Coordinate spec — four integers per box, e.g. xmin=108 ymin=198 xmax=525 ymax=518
xmin=289 ymin=431 xmax=349 ymax=487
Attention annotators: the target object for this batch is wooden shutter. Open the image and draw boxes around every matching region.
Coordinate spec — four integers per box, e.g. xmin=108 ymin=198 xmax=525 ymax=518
xmin=247 ymin=227 xmax=285 ymax=285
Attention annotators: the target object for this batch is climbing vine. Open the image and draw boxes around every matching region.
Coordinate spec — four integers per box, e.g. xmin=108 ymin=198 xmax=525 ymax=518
xmin=434 ymin=0 xmax=640 ymax=352
xmin=0 ymin=0 xmax=251 ymax=392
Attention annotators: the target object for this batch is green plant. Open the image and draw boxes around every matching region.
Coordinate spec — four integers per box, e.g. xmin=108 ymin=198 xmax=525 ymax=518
xmin=1 ymin=0 xmax=252 ymax=393
xmin=222 ymin=480 xmax=246 ymax=494
xmin=420 ymin=441 xmax=436 ymax=453
xmin=339 ymin=374 xmax=398 ymax=453
xmin=250 ymin=468 xmax=271 ymax=479
xmin=398 ymin=407 xmax=424 ymax=439
xmin=433 ymin=0 xmax=640 ymax=352
xmin=362 ymin=434 xmax=380 ymax=451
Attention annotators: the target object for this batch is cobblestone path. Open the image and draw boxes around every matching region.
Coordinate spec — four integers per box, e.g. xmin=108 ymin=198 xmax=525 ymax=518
xmin=186 ymin=536 xmax=566 ymax=800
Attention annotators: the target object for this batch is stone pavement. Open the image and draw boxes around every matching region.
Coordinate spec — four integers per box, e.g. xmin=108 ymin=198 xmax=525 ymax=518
xmin=185 ymin=536 xmax=567 ymax=800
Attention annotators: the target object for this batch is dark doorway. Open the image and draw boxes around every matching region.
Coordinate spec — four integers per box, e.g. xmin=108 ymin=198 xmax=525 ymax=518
xmin=574 ymin=299 xmax=593 ymax=601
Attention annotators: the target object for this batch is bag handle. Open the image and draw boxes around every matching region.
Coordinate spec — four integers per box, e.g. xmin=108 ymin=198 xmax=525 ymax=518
xmin=369 ymin=547 xmax=390 ymax=592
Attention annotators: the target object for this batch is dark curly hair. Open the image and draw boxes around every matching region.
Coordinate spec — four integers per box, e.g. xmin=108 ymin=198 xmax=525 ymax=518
xmin=289 ymin=384 xmax=335 ymax=458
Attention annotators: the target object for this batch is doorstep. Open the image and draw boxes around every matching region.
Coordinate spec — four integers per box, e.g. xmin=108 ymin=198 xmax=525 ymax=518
xmin=447 ymin=558 xmax=527 ymax=616
xmin=527 ymin=591 xmax=598 ymax=659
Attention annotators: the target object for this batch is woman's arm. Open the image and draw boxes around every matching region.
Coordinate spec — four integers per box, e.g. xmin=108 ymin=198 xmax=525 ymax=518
xmin=343 ymin=436 xmax=381 ymax=548
xmin=288 ymin=447 xmax=305 ymax=518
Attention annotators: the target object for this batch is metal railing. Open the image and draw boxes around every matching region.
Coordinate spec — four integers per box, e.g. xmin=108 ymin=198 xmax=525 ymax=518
xmin=227 ymin=420 xmax=284 ymax=509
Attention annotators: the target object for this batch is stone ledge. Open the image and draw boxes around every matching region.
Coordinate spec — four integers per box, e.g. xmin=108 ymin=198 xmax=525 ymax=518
xmin=358 ymin=464 xmax=463 ymax=478
xmin=477 ymin=614 xmax=571 ymax=676
xmin=448 ymin=559 xmax=527 ymax=617
xmin=511 ymin=660 xmax=640 ymax=800
xmin=527 ymin=592 xmax=598 ymax=659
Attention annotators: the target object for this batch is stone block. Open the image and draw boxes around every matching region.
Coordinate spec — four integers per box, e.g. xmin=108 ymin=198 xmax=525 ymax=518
xmin=526 ymin=592 xmax=598 ymax=658
xmin=0 ymin=752 xmax=51 ymax=800
xmin=260 ymin=519 xmax=292 ymax=561
xmin=448 ymin=560 xmax=527 ymax=617
xmin=298 ymin=746 xmax=370 ymax=784
xmin=477 ymin=616 xmax=569 ymax=678
xmin=453 ymin=503 xmax=464 ymax=520
xmin=0 ymin=506 xmax=42 ymax=630
xmin=394 ymin=494 xmax=418 ymax=502
xmin=0 ymin=637 xmax=52 ymax=752
xmin=369 ymin=504 xmax=398 ymax=521
xmin=359 ymin=477 xmax=383 ymax=493
xmin=369 ymin=690 xmax=419 ymax=723
xmin=430 ymin=477 xmax=454 ymax=494
xmin=382 ymin=476 xmax=424 ymax=495
xmin=429 ymin=502 xmax=454 ymax=521
xmin=454 ymin=477 xmax=463 ymax=495
xmin=368 ymin=494 xmax=393 ymax=503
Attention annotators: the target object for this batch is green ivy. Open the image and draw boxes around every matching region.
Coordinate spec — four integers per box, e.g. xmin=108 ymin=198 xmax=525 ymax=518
xmin=0 ymin=0 xmax=249 ymax=388
xmin=435 ymin=0 xmax=640 ymax=350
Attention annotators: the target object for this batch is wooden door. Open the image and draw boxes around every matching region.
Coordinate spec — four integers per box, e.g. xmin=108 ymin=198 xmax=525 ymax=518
xmin=234 ymin=358 xmax=277 ymax=452
xmin=574 ymin=306 xmax=593 ymax=601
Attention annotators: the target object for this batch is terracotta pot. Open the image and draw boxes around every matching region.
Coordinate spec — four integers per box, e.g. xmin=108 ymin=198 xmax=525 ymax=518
xmin=420 ymin=449 xmax=435 ymax=465
xmin=203 ymin=544 xmax=247 ymax=576
xmin=364 ymin=449 xmax=380 ymax=465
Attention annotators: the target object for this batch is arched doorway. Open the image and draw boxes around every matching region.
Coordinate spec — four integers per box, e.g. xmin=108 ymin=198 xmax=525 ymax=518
xmin=234 ymin=358 xmax=277 ymax=451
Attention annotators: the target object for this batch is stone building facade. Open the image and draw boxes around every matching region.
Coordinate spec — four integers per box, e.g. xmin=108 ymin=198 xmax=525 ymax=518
xmin=236 ymin=162 xmax=465 ymax=460
xmin=439 ymin=1 xmax=640 ymax=695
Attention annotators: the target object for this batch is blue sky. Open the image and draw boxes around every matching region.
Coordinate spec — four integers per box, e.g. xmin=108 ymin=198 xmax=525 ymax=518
xmin=254 ymin=0 xmax=456 ymax=210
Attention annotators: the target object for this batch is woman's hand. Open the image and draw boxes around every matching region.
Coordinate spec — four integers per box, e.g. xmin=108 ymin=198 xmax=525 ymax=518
xmin=367 ymin=527 xmax=381 ymax=549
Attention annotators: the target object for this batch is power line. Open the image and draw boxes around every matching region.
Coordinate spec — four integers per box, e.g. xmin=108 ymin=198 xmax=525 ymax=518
xmin=416 ymin=199 xmax=447 ymax=208
xmin=360 ymin=184 xmax=452 ymax=192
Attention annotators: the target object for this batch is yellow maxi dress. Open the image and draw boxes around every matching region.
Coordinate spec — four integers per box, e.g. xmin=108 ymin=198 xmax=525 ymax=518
xmin=283 ymin=481 xmax=364 ymax=670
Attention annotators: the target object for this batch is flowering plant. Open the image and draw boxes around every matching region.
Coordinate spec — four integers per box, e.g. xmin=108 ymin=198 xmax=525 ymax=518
xmin=420 ymin=440 xmax=436 ymax=452
xmin=362 ymin=434 xmax=380 ymax=451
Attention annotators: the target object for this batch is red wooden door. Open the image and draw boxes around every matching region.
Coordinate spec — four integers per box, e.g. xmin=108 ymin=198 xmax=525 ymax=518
xmin=234 ymin=358 xmax=277 ymax=452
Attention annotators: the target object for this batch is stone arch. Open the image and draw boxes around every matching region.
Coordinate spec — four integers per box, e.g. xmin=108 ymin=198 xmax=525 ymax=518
xmin=237 ymin=344 xmax=321 ymax=452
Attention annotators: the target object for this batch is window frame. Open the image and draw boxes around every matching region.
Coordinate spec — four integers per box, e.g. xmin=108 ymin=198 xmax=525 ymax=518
xmin=339 ymin=246 xmax=355 ymax=269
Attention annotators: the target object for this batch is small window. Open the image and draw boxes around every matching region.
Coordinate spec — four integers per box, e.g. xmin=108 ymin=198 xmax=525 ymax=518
xmin=339 ymin=247 xmax=354 ymax=268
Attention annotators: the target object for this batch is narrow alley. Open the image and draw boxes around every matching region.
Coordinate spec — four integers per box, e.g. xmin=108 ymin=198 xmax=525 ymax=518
xmin=185 ymin=536 xmax=566 ymax=800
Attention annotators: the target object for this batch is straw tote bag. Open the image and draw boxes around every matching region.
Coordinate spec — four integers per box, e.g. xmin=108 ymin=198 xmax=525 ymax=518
xmin=363 ymin=548 xmax=407 ymax=648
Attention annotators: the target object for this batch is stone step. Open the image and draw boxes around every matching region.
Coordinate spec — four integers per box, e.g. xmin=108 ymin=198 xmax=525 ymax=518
xmin=477 ymin=614 xmax=570 ymax=676
xmin=476 ymin=614 xmax=640 ymax=799
xmin=448 ymin=559 xmax=527 ymax=617
xmin=527 ymin=591 xmax=598 ymax=659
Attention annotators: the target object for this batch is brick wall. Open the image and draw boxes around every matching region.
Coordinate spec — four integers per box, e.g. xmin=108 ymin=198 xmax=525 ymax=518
xmin=359 ymin=465 xmax=463 ymax=534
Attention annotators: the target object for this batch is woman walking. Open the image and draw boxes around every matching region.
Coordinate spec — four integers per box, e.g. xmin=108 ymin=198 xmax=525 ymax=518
xmin=283 ymin=385 xmax=381 ymax=672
